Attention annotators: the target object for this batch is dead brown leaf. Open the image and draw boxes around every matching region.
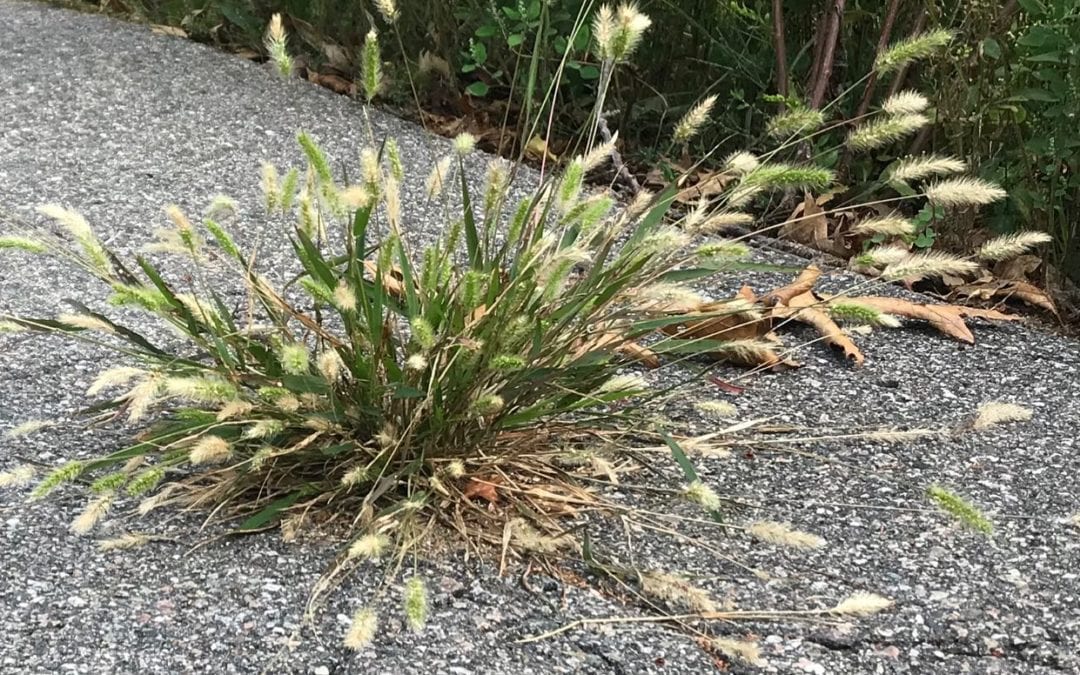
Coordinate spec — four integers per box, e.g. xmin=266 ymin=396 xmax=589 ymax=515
xmin=675 ymin=170 xmax=733 ymax=204
xmin=762 ymin=265 xmax=821 ymax=307
xmin=307 ymin=71 xmax=354 ymax=96
xmin=779 ymin=193 xmax=829 ymax=247
xmin=463 ymin=476 xmax=501 ymax=504
xmin=775 ymin=291 xmax=864 ymax=366
xmin=836 ymin=296 xmax=1021 ymax=343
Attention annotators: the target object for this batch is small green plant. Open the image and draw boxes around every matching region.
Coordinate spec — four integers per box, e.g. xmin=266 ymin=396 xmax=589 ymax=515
xmin=927 ymin=484 xmax=993 ymax=534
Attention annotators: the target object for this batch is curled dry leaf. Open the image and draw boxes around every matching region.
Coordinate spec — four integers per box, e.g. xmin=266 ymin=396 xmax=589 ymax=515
xmin=777 ymin=291 xmax=864 ymax=366
xmin=462 ymin=476 xmax=501 ymax=504
xmin=830 ymin=296 xmax=1021 ymax=344
xmin=779 ymin=193 xmax=829 ymax=248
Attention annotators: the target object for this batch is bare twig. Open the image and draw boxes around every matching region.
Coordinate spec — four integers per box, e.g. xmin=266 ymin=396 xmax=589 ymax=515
xmin=771 ymin=0 xmax=789 ymax=101
xmin=597 ymin=115 xmax=642 ymax=195
xmin=809 ymin=0 xmax=847 ymax=109
xmin=853 ymin=0 xmax=903 ymax=119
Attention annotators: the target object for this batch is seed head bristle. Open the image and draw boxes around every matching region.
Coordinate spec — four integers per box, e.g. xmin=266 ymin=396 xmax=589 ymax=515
xmin=748 ymin=520 xmax=826 ymax=550
xmin=882 ymin=90 xmax=930 ymax=115
xmin=683 ymin=479 xmax=721 ymax=511
xmin=831 ymin=591 xmax=894 ymax=616
xmin=766 ymin=107 xmax=826 ymax=139
xmin=723 ymin=151 xmax=759 ymax=175
xmin=973 ymin=401 xmax=1033 ymax=429
xmin=850 ymin=214 xmax=915 ymax=237
xmin=709 ymin=638 xmax=765 ymax=666
xmin=347 ymin=533 xmax=389 ymax=559
xmin=344 ymin=607 xmax=378 ymax=650
xmin=694 ymin=400 xmax=738 ymax=419
xmin=975 ymin=231 xmax=1052 ymax=262
xmin=403 ymin=577 xmax=429 ymax=632
xmin=889 ymin=154 xmax=966 ymax=182
xmin=875 ymin=29 xmax=953 ymax=74
xmin=847 ymin=113 xmax=929 ymax=151
xmin=925 ymin=177 xmax=1007 ymax=207
xmin=881 ymin=250 xmax=980 ymax=281
xmin=0 ymin=464 xmax=36 ymax=488
xmin=673 ymin=95 xmax=718 ymax=144
xmin=640 ymin=570 xmax=716 ymax=612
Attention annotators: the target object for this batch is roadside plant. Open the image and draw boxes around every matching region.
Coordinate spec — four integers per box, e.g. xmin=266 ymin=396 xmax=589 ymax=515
xmin=0 ymin=4 xmax=1033 ymax=656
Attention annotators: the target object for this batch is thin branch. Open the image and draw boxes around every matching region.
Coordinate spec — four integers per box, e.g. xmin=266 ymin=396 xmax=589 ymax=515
xmin=771 ymin=0 xmax=789 ymax=101
xmin=886 ymin=10 xmax=927 ymax=97
xmin=854 ymin=0 xmax=903 ymax=119
xmin=809 ymin=0 xmax=847 ymax=109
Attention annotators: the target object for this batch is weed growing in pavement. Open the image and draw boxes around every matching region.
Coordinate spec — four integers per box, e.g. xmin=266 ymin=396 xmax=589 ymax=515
xmin=0 ymin=1 xmax=1040 ymax=661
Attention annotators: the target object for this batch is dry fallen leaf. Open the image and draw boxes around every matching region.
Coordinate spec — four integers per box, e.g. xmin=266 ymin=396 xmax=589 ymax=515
xmin=463 ymin=477 xmax=501 ymax=504
xmin=833 ymin=296 xmax=1022 ymax=343
xmin=777 ymin=291 xmax=865 ymax=366
xmin=307 ymin=71 xmax=354 ymax=95
xmin=779 ymin=193 xmax=829 ymax=248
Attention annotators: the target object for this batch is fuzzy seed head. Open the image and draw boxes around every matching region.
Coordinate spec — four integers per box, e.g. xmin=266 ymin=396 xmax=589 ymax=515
xmin=882 ymin=90 xmax=930 ymax=115
xmin=694 ymin=400 xmax=737 ymax=419
xmin=855 ymin=244 xmax=909 ymax=268
xmin=333 ymin=282 xmax=358 ymax=312
xmin=405 ymin=353 xmax=428 ymax=372
xmin=889 ymin=154 xmax=966 ymax=183
xmin=766 ymin=107 xmax=826 ymax=139
xmin=580 ymin=132 xmax=619 ymax=173
xmin=598 ymin=374 xmax=649 ymax=394
xmin=696 ymin=239 xmax=751 ymax=259
xmin=87 ymin=367 xmax=146 ymax=396
xmin=373 ymin=0 xmax=398 ymax=23
xmin=683 ymin=479 xmax=721 ymax=511
xmin=98 ymin=533 xmax=150 ymax=551
xmin=975 ymin=231 xmax=1051 ymax=262
xmin=696 ymin=211 xmax=754 ymax=234
xmin=724 ymin=151 xmax=760 ymax=175
xmin=850 ymin=214 xmax=916 ymax=237
xmin=472 ymin=394 xmax=505 ymax=416
xmin=189 ymin=436 xmax=232 ymax=465
xmin=344 ymin=608 xmax=378 ymax=650
xmin=748 ymin=520 xmax=826 ymax=550
xmin=317 ymin=349 xmax=345 ymax=383
xmin=673 ymin=95 xmax=717 ymax=144
xmin=881 ymin=250 xmax=980 ymax=281
xmin=925 ymin=177 xmax=1007 ymax=207
xmin=875 ymin=29 xmax=953 ymax=74
xmin=348 ymin=533 xmax=389 ymax=560
xmin=0 ymin=464 xmax=36 ymax=488
xmin=264 ymin=14 xmax=293 ymax=77
xmin=361 ymin=30 xmax=382 ymax=102
xmin=164 ymin=376 xmax=238 ymax=403
xmin=640 ymin=570 xmax=716 ymax=612
xmin=425 ymin=156 xmax=453 ymax=198
xmin=847 ymin=113 xmax=929 ymax=151
xmin=927 ymin=484 xmax=993 ymax=533
xmin=594 ymin=2 xmax=652 ymax=62
xmin=403 ymin=577 xmax=429 ymax=631
xmin=71 ymin=493 xmax=114 ymax=535
xmin=279 ymin=343 xmax=310 ymax=375
xmin=708 ymin=638 xmax=764 ymax=667
xmin=832 ymin=592 xmax=894 ymax=616
xmin=6 ymin=419 xmax=54 ymax=438
xmin=452 ymin=132 xmax=476 ymax=156
xmin=973 ymin=401 xmax=1033 ymax=429
xmin=0 ymin=235 xmax=48 ymax=254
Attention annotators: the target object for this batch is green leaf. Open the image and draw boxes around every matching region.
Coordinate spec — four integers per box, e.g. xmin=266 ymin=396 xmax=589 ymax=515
xmin=236 ymin=490 xmax=305 ymax=531
xmin=981 ymin=37 xmax=1001 ymax=60
xmin=578 ymin=65 xmax=601 ymax=80
xmin=465 ymin=81 xmax=490 ymax=97
xmin=459 ymin=159 xmax=481 ymax=267
xmin=661 ymin=432 xmax=699 ymax=482
xmin=507 ymin=33 xmax=524 ymax=48
xmin=475 ymin=24 xmax=499 ymax=38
